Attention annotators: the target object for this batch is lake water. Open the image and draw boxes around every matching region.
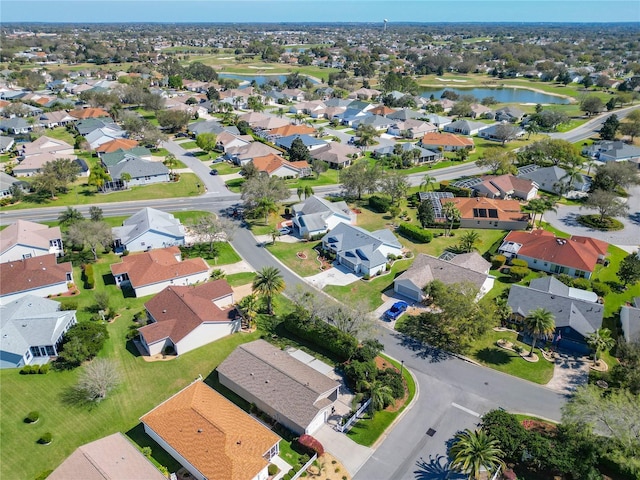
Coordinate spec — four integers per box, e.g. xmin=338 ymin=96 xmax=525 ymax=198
xmin=420 ymin=87 xmax=570 ymax=104
xmin=218 ymin=73 xmax=319 ymax=88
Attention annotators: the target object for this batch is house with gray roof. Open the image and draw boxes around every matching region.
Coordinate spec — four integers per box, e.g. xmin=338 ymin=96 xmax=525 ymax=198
xmin=507 ymin=284 xmax=604 ymax=354
xmin=224 ymin=141 xmax=281 ymax=166
xmin=517 ymin=165 xmax=590 ymax=195
xmin=0 ymin=172 xmax=27 ymax=199
xmin=421 ymin=114 xmax=453 ymax=129
xmin=275 ymin=134 xmax=327 ymax=151
xmin=0 ymin=117 xmax=31 ymax=134
xmin=86 ymin=126 xmax=127 ymax=150
xmin=352 ymin=114 xmax=395 ymax=132
xmin=217 ymin=339 xmax=340 ymax=435
xmin=529 ymin=276 xmax=599 ymax=303
xmin=0 ymin=295 xmax=77 ymax=368
xmin=100 ymin=147 xmax=152 ymax=168
xmin=387 ymin=119 xmax=438 ymax=139
xmin=443 ymin=119 xmax=492 ymax=136
xmin=75 ymin=118 xmax=118 ymax=136
xmin=620 ymin=297 xmax=640 ymax=344
xmin=582 ymin=141 xmax=640 ymax=164
xmin=113 ymin=207 xmax=186 ymax=253
xmin=494 ymin=106 xmax=525 ymax=123
xmin=106 ymin=156 xmax=169 ymax=189
xmin=292 ymin=195 xmax=355 ymax=239
xmin=394 ymin=252 xmax=493 ymax=302
xmin=478 ymin=123 xmax=525 ymax=142
xmin=188 ymin=119 xmax=239 ymax=137
xmin=373 ymin=142 xmax=442 ymax=164
xmin=386 ymin=108 xmax=421 ymax=121
xmin=321 ymin=223 xmax=402 ymax=277
xmin=310 ymin=142 xmax=360 ymax=169
xmin=0 ymin=136 xmax=15 ymax=153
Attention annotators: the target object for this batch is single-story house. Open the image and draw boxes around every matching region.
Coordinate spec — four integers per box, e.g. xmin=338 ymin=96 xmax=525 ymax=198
xmin=0 ymin=295 xmax=76 ymax=369
xmin=86 ymin=126 xmax=127 ymax=150
xmin=477 ymin=123 xmax=525 ymax=142
xmin=498 ymin=229 xmax=608 ymax=279
xmin=140 ymin=280 xmax=238 ymax=356
xmin=386 ymin=108 xmax=421 ymax=121
xmin=68 ymin=107 xmax=110 ymax=120
xmin=0 ymin=117 xmax=31 ymax=134
xmin=582 ymin=141 xmax=640 ymax=163
xmin=141 ymin=380 xmax=281 ymax=480
xmin=517 ymin=165 xmax=590 ymax=195
xmin=281 ymin=88 xmax=306 ymax=102
xmin=441 ymin=197 xmax=530 ymax=230
xmin=95 ymin=138 xmax=139 ymax=154
xmin=352 ymin=114 xmax=396 ymax=132
xmin=252 ymin=116 xmax=291 ymax=132
xmin=387 ymin=119 xmax=438 ymax=139
xmin=110 ymin=246 xmax=210 ymax=297
xmin=494 ymin=106 xmax=525 ymax=123
xmin=19 ymin=135 xmax=74 ymax=158
xmin=507 ymin=284 xmax=604 ymax=354
xmin=419 ymin=132 xmax=474 ymax=152
xmin=0 ymin=254 xmax=73 ymax=305
xmin=321 ymin=223 xmax=403 ymax=277
xmin=529 ymin=276 xmax=599 ymax=303
xmin=13 ymin=152 xmax=81 ymax=177
xmin=349 ymin=87 xmax=381 ymax=100
xmin=333 ymin=108 xmax=371 ymax=126
xmin=225 ymin=142 xmax=281 ymax=166
xmin=421 ymin=114 xmax=453 ymax=129
xmin=36 ymin=110 xmax=77 ymax=129
xmin=251 ymin=153 xmax=311 ymax=178
xmin=238 ymin=111 xmax=271 ymax=127
xmin=620 ymin=297 xmax=640 ymax=343
xmin=100 ymin=147 xmax=153 ymax=167
xmin=48 ymin=433 xmax=166 ymax=480
xmin=471 ymin=174 xmax=538 ymax=200
xmin=292 ymin=195 xmax=356 ymax=238
xmin=75 ymin=118 xmax=118 ymax=136
xmin=310 ymin=142 xmax=360 ymax=169
xmin=106 ymin=156 xmax=170 ymax=188
xmin=0 ymin=172 xmax=28 ymax=198
xmin=217 ymin=339 xmax=340 ymax=435
xmin=469 ymin=104 xmax=493 ymax=119
xmin=373 ymin=142 xmax=442 ymax=164
xmin=215 ymin=130 xmax=252 ymax=153
xmin=265 ymin=124 xmax=316 ymax=143
xmin=112 ymin=207 xmax=186 ymax=253
xmin=275 ymin=134 xmax=327 ymax=152
xmin=443 ymin=119 xmax=492 ymax=136
xmin=0 ymin=220 xmax=64 ymax=263
xmin=394 ymin=252 xmax=493 ymax=302
xmin=0 ymin=136 xmax=15 ymax=153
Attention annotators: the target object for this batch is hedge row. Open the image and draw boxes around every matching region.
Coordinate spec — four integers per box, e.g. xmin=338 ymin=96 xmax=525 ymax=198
xmin=283 ymin=315 xmax=357 ymax=361
xmin=369 ymin=195 xmax=392 ymax=213
xmin=439 ymin=180 xmax=472 ymax=197
xmin=398 ymin=223 xmax=433 ymax=243
xmin=20 ymin=364 xmax=50 ymax=375
xmin=82 ymin=264 xmax=95 ymax=289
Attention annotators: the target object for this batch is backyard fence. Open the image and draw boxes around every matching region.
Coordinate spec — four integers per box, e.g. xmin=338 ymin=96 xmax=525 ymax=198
xmin=335 ymin=398 xmax=371 ymax=433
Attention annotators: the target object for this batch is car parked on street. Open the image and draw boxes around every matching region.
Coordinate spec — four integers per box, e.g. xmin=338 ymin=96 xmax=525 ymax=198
xmin=384 ymin=301 xmax=409 ymax=321
xmin=209 ymin=169 xmax=218 ymax=175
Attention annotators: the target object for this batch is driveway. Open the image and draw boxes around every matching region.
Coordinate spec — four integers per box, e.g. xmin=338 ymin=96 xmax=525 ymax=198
xmin=305 ymin=262 xmax=360 ymax=288
xmin=545 ymin=353 xmax=591 ymax=396
xmin=543 ymin=184 xmax=640 ymax=248
xmin=313 ymin=424 xmax=373 ymax=477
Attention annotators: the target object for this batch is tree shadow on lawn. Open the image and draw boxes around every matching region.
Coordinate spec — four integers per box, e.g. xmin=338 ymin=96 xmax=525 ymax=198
xmin=475 ymin=347 xmax=513 ymax=366
xmin=102 ymin=273 xmax=116 ymax=286
xmin=393 ymin=332 xmax=452 ymax=363
xmin=414 ymin=454 xmax=466 ymax=480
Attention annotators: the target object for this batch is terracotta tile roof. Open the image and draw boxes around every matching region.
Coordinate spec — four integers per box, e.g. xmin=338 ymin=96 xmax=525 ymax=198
xmin=110 ymin=247 xmax=209 ymax=288
xmin=442 ymin=197 xmax=529 ymax=223
xmin=68 ymin=107 xmax=110 ymax=119
xmin=0 ymin=220 xmax=61 ymax=256
xmin=95 ymin=138 xmax=139 ymax=153
xmin=252 ymin=153 xmax=309 ymax=175
xmin=48 ymin=432 xmax=166 ymax=480
xmin=141 ymin=280 xmax=234 ymax=345
xmin=268 ymin=124 xmax=316 ymax=137
xmin=420 ymin=132 xmax=474 ymax=148
xmin=141 ymin=380 xmax=280 ymax=480
xmin=503 ymin=230 xmax=608 ymax=272
xmin=0 ymin=254 xmax=72 ymax=296
xmin=370 ymin=105 xmax=396 ymax=116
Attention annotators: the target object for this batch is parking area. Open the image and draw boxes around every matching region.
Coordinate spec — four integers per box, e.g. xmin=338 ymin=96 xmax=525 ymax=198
xmin=305 ymin=262 xmax=360 ymax=288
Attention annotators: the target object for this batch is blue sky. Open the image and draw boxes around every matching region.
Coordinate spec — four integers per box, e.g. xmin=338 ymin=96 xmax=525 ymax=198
xmin=2 ymin=0 xmax=639 ymax=23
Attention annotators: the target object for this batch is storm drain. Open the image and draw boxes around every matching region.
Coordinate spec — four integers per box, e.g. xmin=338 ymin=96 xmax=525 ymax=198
xmin=426 ymin=428 xmax=436 ymax=437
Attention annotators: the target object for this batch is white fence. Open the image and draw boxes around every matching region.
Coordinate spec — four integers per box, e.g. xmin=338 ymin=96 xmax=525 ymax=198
xmin=335 ymin=398 xmax=372 ymax=433
xmin=290 ymin=453 xmax=318 ymax=480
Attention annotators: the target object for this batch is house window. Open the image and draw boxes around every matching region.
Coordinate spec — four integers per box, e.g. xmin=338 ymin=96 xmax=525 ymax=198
xmin=533 ymin=259 xmax=537 ymax=264
xmin=66 ymin=273 xmax=72 ymax=282
xmin=575 ymin=270 xmax=586 ymax=278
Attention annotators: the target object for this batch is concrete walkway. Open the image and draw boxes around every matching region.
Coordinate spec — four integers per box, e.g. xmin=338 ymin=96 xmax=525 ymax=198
xmin=271 ymin=455 xmax=293 ymax=480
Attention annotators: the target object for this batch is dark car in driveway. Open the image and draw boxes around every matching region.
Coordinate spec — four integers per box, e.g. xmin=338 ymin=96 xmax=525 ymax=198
xmin=384 ymin=301 xmax=409 ymax=321
xmin=209 ymin=169 xmax=218 ymax=175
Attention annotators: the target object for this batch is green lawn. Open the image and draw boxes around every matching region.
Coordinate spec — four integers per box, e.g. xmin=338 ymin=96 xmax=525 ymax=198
xmin=213 ymin=162 xmax=241 ymax=175
xmin=225 ymin=177 xmax=245 ymax=192
xmin=0 ymin=250 xmax=263 ymax=480
xmin=284 ymin=170 xmax=340 ymax=189
xmin=467 ymin=330 xmax=555 ymax=385
xmin=181 ymin=242 xmax=242 ymax=266
xmin=178 ymin=140 xmax=198 ymax=150
xmin=4 ymin=174 xmax=205 ymax=210
xmin=266 ymin=240 xmax=323 ymax=277
xmin=225 ymin=272 xmax=256 ymax=287
xmin=347 ymin=354 xmax=417 ymax=447
xmin=592 ymin=245 xmax=640 ymax=319
xmin=41 ymin=126 xmax=76 ymax=146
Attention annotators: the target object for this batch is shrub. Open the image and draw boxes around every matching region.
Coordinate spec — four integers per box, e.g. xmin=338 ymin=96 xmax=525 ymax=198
xmin=440 ymin=183 xmax=472 ymax=197
xmin=38 ymin=364 xmax=50 ymax=374
xmin=509 ymin=266 xmax=530 ymax=281
xmin=283 ymin=314 xmax=357 ymax=361
xmin=363 ymin=273 xmax=370 ymax=280
xmin=368 ymin=195 xmax=392 ymax=213
xmin=297 ymin=434 xmax=325 ymax=457
xmin=25 ymin=411 xmax=40 ymax=423
xmin=268 ymin=464 xmax=279 ymax=476
xmin=398 ymin=223 xmax=433 ymax=243
xmin=38 ymin=432 xmax=52 ymax=444
xmin=20 ymin=365 xmax=32 ymax=375
xmin=122 ymin=249 xmax=130 ymax=256
xmin=510 ymin=258 xmax=528 ymax=268
xmin=555 ymin=273 xmax=574 ymax=287
xmin=592 ymin=281 xmax=611 ymax=297
xmin=377 ymin=368 xmax=404 ymax=398
xmin=572 ymin=278 xmax=591 ymax=291
xmin=491 ymin=255 xmax=506 ymax=269
xmin=141 ymin=446 xmax=152 ymax=458
xmin=59 ymin=300 xmax=78 ymax=311
xmin=83 ymin=263 xmax=95 ymax=289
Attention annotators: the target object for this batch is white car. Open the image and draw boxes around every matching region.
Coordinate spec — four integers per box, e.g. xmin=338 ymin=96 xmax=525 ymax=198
xmin=278 ymin=227 xmax=291 ymax=235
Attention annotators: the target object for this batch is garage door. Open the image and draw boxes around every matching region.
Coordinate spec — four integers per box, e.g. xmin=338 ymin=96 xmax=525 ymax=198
xmin=395 ymin=283 xmax=420 ymax=302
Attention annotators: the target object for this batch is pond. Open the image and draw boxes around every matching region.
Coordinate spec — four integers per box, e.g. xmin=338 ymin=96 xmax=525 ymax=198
xmin=420 ymin=87 xmax=570 ymax=104
xmin=218 ymin=73 xmax=319 ymax=88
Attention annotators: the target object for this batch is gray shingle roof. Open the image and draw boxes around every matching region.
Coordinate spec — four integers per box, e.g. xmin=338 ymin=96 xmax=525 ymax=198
xmin=112 ymin=207 xmax=185 ymax=246
xmin=322 ymin=223 xmax=401 ymax=270
xmin=101 ymin=147 xmax=152 ymax=167
xmin=395 ymin=253 xmax=489 ymax=292
xmin=217 ymin=340 xmax=339 ymax=432
xmin=518 ymin=165 xmax=588 ymax=194
xmin=108 ymin=157 xmax=169 ymax=180
xmin=507 ymin=284 xmax=603 ymax=337
xmin=621 ymin=300 xmax=640 ymax=343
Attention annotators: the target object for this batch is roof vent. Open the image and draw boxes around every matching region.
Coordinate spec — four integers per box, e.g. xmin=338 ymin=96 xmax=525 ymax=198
xmin=237 ymin=440 xmax=242 ymax=445
xmin=265 ymin=379 xmax=269 ymax=383
xmin=197 ymin=429 xmax=203 ymax=433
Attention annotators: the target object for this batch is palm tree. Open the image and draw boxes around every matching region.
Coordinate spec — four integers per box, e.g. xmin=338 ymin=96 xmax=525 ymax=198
xmin=459 ymin=231 xmax=480 ymax=253
xmin=252 ymin=266 xmax=285 ymax=315
xmin=120 ymin=172 xmax=132 ymax=189
xmin=526 ymin=198 xmax=546 ymax=227
xmin=369 ymin=381 xmax=395 ymax=412
xmin=523 ymin=308 xmax=556 ymax=356
xmin=559 ymin=167 xmax=583 ymax=195
xmin=356 ymin=124 xmax=378 ymax=151
xmin=524 ymin=120 xmax=540 ymax=140
xmin=449 ymin=429 xmax=505 ymax=480
xmin=58 ymin=206 xmax=84 ymax=226
xmin=442 ymin=202 xmax=461 ymax=237
xmin=239 ymin=293 xmax=259 ymax=328
xmin=254 ymin=197 xmax=278 ymax=224
xmin=164 ymin=154 xmax=177 ymax=175
xmin=539 ymin=198 xmax=557 ymax=227
xmin=294 ymin=112 xmax=305 ymax=125
xmin=420 ymin=174 xmax=436 ymax=192
xmin=586 ymin=327 xmax=615 ymax=365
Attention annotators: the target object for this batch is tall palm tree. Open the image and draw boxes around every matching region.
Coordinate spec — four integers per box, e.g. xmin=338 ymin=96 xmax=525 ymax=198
xmin=420 ymin=173 xmax=436 ymax=192
xmin=254 ymin=197 xmax=278 ymax=224
xmin=239 ymin=293 xmax=259 ymax=328
xmin=58 ymin=206 xmax=84 ymax=226
xmin=526 ymin=198 xmax=546 ymax=227
xmin=252 ymin=266 xmax=285 ymax=315
xmin=586 ymin=327 xmax=615 ymax=364
xmin=369 ymin=381 xmax=395 ymax=412
xmin=442 ymin=202 xmax=461 ymax=237
xmin=523 ymin=308 xmax=556 ymax=356
xmin=539 ymin=198 xmax=557 ymax=227
xmin=449 ymin=429 xmax=505 ymax=480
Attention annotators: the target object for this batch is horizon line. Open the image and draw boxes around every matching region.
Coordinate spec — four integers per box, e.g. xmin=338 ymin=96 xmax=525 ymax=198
xmin=3 ymin=20 xmax=639 ymax=25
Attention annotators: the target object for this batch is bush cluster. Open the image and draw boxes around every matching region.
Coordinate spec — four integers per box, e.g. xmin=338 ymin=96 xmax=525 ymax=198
xmin=368 ymin=195 xmax=392 ymax=213
xmin=439 ymin=181 xmax=472 ymax=197
xmin=510 ymin=258 xmax=528 ymax=268
xmin=398 ymin=223 xmax=433 ymax=243
xmin=509 ymin=266 xmax=530 ymax=281
xmin=283 ymin=314 xmax=358 ymax=361
xmin=25 ymin=411 xmax=40 ymax=423
xmin=297 ymin=434 xmax=325 ymax=456
xmin=20 ymin=364 xmax=50 ymax=375
xmin=491 ymin=254 xmax=506 ymax=269
xmin=82 ymin=264 xmax=95 ymax=289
